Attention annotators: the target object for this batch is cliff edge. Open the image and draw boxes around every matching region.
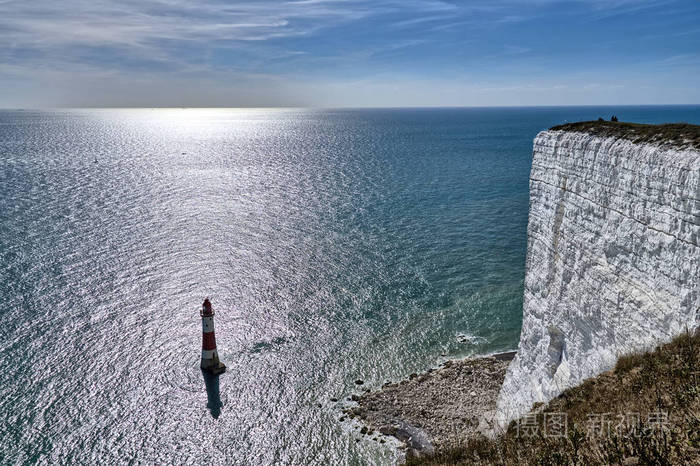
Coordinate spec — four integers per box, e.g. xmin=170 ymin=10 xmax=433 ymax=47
xmin=496 ymin=122 xmax=700 ymax=427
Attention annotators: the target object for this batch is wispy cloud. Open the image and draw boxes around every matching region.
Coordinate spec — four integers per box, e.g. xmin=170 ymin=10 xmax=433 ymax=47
xmin=0 ymin=0 xmax=471 ymax=76
xmin=577 ymin=0 xmax=677 ymax=20
xmin=1 ymin=0 xmax=676 ymax=72
xmin=0 ymin=0 xmax=456 ymax=47
xmin=0 ymin=0 xmax=697 ymax=107
xmin=658 ymin=53 xmax=700 ymax=67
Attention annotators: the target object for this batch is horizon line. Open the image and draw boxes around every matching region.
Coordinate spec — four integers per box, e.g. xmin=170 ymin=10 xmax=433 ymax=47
xmin=2 ymin=104 xmax=700 ymax=111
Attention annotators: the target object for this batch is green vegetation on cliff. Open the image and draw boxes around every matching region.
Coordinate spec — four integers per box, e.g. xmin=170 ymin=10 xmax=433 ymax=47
xmin=550 ymin=121 xmax=700 ymax=150
xmin=410 ymin=331 xmax=700 ymax=465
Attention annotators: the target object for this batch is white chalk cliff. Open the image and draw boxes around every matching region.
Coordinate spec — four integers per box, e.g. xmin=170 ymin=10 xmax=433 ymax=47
xmin=496 ymin=129 xmax=700 ymax=428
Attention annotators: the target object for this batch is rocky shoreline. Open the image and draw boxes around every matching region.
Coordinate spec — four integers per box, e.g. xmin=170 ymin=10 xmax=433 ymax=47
xmin=343 ymin=351 xmax=515 ymax=458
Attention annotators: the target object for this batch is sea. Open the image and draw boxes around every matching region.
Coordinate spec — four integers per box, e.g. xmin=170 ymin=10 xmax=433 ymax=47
xmin=1 ymin=106 xmax=699 ymax=465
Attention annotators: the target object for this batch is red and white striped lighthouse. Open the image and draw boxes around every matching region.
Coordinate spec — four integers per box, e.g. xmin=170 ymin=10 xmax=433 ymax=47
xmin=200 ymin=298 xmax=226 ymax=374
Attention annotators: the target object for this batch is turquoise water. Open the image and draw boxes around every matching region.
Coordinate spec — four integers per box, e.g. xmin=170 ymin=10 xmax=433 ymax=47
xmin=1 ymin=106 xmax=699 ymax=464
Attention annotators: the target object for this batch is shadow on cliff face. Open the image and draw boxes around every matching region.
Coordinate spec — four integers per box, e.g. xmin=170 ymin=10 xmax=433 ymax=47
xmin=546 ymin=326 xmax=565 ymax=376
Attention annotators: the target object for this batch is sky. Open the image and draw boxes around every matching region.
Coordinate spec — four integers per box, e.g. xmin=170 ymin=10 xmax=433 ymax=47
xmin=0 ymin=0 xmax=698 ymax=107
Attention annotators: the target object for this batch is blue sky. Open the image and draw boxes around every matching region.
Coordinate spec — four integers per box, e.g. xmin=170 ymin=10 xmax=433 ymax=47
xmin=0 ymin=0 xmax=698 ymax=107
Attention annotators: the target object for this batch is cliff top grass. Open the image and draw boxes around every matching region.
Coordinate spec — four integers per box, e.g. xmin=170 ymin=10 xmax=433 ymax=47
xmin=550 ymin=121 xmax=700 ymax=150
xmin=409 ymin=330 xmax=700 ymax=465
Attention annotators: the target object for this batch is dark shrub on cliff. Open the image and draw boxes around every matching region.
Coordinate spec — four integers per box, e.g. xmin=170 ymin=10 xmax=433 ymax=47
xmin=550 ymin=121 xmax=700 ymax=150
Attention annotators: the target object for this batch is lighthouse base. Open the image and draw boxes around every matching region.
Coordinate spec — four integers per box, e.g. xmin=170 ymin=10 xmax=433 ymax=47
xmin=201 ymin=360 xmax=226 ymax=375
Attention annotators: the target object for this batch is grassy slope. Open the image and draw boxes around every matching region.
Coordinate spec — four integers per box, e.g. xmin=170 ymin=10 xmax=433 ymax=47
xmin=549 ymin=121 xmax=700 ymax=150
xmin=409 ymin=331 xmax=700 ymax=465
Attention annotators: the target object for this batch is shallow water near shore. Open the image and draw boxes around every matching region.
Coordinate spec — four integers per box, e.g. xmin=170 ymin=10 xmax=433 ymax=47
xmin=1 ymin=106 xmax=699 ymax=464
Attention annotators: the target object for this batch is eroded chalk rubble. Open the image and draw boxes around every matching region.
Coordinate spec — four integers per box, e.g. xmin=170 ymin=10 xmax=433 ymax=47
xmin=348 ymin=353 xmax=514 ymax=456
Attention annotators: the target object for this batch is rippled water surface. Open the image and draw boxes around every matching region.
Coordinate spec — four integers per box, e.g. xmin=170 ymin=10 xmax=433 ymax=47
xmin=2 ymin=107 xmax=699 ymax=464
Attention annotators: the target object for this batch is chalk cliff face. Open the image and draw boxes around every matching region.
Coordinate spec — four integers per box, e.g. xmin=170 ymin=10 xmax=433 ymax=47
xmin=496 ymin=130 xmax=700 ymax=427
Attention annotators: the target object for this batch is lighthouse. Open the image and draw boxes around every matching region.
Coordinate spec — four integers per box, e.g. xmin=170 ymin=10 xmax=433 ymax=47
xmin=200 ymin=298 xmax=226 ymax=375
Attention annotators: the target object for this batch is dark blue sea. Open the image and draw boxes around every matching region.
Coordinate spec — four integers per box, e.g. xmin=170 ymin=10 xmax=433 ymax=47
xmin=1 ymin=106 xmax=699 ymax=464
